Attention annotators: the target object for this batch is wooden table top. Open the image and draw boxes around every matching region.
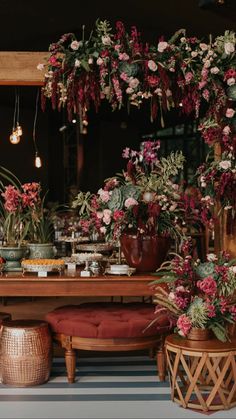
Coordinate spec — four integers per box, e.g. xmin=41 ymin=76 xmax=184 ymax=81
xmin=0 ymin=271 xmax=157 ymax=297
xmin=165 ymin=333 xmax=236 ymax=352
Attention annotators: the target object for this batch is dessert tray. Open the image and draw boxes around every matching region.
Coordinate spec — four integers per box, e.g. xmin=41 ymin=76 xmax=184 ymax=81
xmin=105 ymin=264 xmax=136 ymax=276
xmin=70 ymin=252 xmax=103 ymax=264
xmin=76 ymin=242 xmax=114 ymax=253
xmin=21 ymin=259 xmax=65 ymax=274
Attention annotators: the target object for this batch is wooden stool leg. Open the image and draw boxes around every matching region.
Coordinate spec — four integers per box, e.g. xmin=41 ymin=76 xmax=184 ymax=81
xmin=65 ymin=348 xmax=76 ymax=383
xmin=157 ymin=337 xmax=166 ymax=381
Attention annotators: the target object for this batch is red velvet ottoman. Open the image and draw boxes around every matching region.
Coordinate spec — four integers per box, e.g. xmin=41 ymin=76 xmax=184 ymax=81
xmin=46 ymin=302 xmax=173 ymax=383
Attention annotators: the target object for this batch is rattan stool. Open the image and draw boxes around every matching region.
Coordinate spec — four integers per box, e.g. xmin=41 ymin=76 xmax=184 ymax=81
xmin=1 ymin=320 xmax=52 ymax=387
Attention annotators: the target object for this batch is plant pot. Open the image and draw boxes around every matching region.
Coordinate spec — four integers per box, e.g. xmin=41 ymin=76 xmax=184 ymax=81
xmin=27 ymin=243 xmax=57 ymax=259
xmin=0 ymin=246 xmax=27 ymax=271
xmin=119 ymin=232 xmax=171 ymax=272
xmin=187 ymin=327 xmax=212 ymax=341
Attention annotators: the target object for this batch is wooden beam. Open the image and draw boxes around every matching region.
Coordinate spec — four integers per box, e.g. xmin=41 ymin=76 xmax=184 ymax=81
xmin=0 ymin=52 xmax=49 ymax=86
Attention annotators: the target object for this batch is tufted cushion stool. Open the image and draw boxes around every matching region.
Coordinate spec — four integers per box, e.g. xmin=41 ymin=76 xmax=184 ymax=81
xmin=46 ymin=302 xmax=173 ymax=383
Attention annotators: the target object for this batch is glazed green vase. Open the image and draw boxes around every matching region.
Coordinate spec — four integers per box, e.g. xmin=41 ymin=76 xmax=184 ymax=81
xmin=0 ymin=246 xmax=27 ymax=271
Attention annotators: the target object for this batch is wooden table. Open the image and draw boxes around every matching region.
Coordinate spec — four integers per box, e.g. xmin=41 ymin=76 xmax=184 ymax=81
xmin=0 ymin=271 xmax=156 ymax=297
xmin=165 ymin=334 xmax=236 ymax=412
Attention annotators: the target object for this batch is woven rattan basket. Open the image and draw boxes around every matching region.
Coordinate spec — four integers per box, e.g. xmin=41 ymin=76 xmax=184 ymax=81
xmin=0 ymin=320 xmax=52 ymax=387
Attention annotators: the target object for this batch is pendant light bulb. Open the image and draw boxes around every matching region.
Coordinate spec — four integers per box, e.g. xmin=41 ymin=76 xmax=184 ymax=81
xmin=9 ymin=130 xmax=20 ymax=144
xmin=16 ymin=123 xmax=23 ymax=136
xmin=35 ymin=152 xmax=42 ymax=168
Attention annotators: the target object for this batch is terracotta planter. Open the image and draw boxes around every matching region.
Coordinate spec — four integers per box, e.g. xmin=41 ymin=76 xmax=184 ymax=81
xmin=119 ymin=232 xmax=170 ymax=272
xmin=187 ymin=327 xmax=212 ymax=341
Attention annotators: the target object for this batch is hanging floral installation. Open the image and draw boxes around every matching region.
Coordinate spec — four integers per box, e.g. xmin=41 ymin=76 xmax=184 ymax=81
xmin=39 ymin=20 xmax=236 ymax=211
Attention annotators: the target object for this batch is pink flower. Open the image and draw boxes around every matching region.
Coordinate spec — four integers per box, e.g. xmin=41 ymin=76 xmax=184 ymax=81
xmin=226 ymin=108 xmax=235 ymax=118
xmin=96 ymin=57 xmax=103 ymax=66
xmin=148 ymin=60 xmax=157 ymax=72
xmin=113 ymin=210 xmax=125 ymax=221
xmin=210 ymin=66 xmax=220 ymax=74
xmin=124 ymin=197 xmax=138 ymax=208
xmin=102 ymin=209 xmax=112 ymax=225
xmin=227 ymin=77 xmax=235 ymax=86
xmin=157 ymin=41 xmax=168 ymax=53
xmin=98 ymin=188 xmax=110 ymax=203
xmin=70 ymin=40 xmax=80 ymax=50
xmin=129 ymin=78 xmax=139 ymax=89
xmin=177 ymin=314 xmax=192 ymax=337
xmin=197 ymin=276 xmax=217 ymax=295
xmin=120 ymin=72 xmax=129 ymax=82
xmin=118 ymin=52 xmax=129 ymax=61
xmin=185 ymin=72 xmax=193 ymax=84
xmin=2 ymin=185 xmax=21 ymax=213
xmin=223 ymin=126 xmax=231 ymax=135
xmin=219 ymin=160 xmax=231 ymax=170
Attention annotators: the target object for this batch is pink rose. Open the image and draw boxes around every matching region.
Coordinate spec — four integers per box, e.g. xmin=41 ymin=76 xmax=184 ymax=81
xmin=177 ymin=315 xmax=192 ymax=337
xmin=227 ymin=77 xmax=235 ymax=86
xmin=102 ymin=209 xmax=112 ymax=225
xmin=118 ymin=52 xmax=129 ymax=61
xmin=98 ymin=189 xmax=110 ymax=203
xmin=223 ymin=126 xmax=231 ymax=135
xmin=148 ymin=60 xmax=157 ymax=72
xmin=226 ymin=108 xmax=235 ymax=118
xmin=157 ymin=41 xmax=168 ymax=53
xmin=124 ymin=197 xmax=138 ymax=208
xmin=70 ymin=40 xmax=80 ymax=51
xmin=96 ymin=57 xmax=103 ymax=66
xmin=219 ymin=160 xmax=231 ymax=170
xmin=129 ymin=78 xmax=139 ymax=89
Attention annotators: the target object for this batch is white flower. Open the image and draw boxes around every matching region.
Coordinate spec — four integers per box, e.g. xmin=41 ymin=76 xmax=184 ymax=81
xmin=157 ymin=41 xmax=168 ymax=53
xmin=88 ymin=57 xmax=93 ymax=65
xmin=227 ymin=77 xmax=235 ymax=86
xmin=143 ymin=192 xmax=154 ymax=202
xmin=148 ymin=60 xmax=157 ymax=72
xmin=70 ymin=40 xmax=80 ymax=51
xmin=96 ymin=57 xmax=103 ymax=66
xmin=210 ymin=66 xmax=220 ymax=74
xmin=180 ymin=37 xmax=186 ymax=43
xmin=102 ymin=35 xmax=111 ymax=46
xmin=75 ymin=59 xmax=81 ymax=68
xmin=224 ymin=42 xmax=235 ymax=55
xmin=126 ymin=87 xmax=134 ymax=94
xmin=230 ymin=266 xmax=236 ymax=273
xmin=100 ymin=226 xmax=107 ymax=234
xmin=226 ymin=108 xmax=235 ymax=118
xmin=191 ymin=51 xmax=198 ymax=58
xmin=206 ymin=253 xmax=218 ymax=262
xmin=219 ymin=160 xmax=231 ymax=170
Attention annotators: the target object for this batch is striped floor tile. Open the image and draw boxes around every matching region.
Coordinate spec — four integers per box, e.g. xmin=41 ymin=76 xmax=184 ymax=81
xmin=0 ymin=356 xmax=235 ymax=418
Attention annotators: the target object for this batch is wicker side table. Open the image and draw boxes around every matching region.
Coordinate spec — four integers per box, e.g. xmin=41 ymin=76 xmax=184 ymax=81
xmin=165 ymin=334 xmax=236 ymax=412
xmin=1 ymin=320 xmax=52 ymax=387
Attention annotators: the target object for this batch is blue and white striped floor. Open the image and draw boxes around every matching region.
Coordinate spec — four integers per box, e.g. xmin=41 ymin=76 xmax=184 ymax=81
xmin=0 ymin=355 xmax=236 ymax=419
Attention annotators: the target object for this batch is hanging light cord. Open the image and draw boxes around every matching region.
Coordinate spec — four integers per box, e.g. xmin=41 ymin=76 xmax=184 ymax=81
xmin=33 ymin=89 xmax=40 ymax=153
xmin=12 ymin=89 xmax=18 ymax=130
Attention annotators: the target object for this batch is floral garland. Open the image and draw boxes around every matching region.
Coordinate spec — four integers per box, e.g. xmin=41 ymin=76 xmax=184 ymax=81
xmin=39 ymin=20 xmax=236 ymax=209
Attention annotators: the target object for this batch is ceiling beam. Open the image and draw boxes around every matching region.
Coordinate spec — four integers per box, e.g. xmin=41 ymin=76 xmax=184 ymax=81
xmin=0 ymin=52 xmax=49 ymax=85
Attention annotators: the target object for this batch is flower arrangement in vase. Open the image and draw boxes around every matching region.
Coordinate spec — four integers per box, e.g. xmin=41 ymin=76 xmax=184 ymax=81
xmin=72 ymin=140 xmax=188 ymax=270
xmin=151 ymin=249 xmax=236 ymax=341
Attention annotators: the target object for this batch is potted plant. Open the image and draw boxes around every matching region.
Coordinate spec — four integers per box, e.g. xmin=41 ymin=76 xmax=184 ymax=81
xmin=0 ymin=166 xmax=58 ymax=263
xmin=72 ymin=141 xmax=186 ymax=271
xmin=0 ymin=167 xmax=31 ymax=270
xmin=151 ymin=248 xmax=236 ymax=342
